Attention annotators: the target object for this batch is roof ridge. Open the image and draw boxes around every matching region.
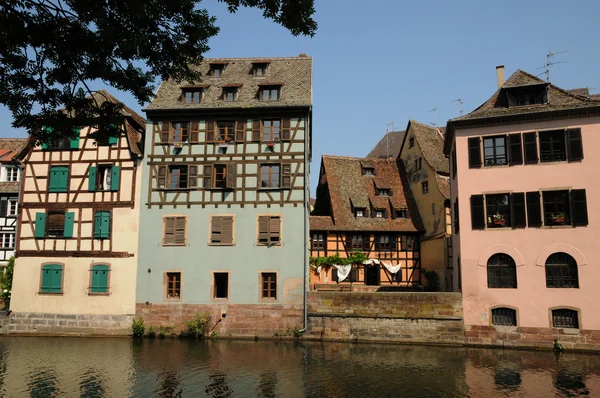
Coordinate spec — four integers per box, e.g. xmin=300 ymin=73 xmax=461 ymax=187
xmin=323 ymin=154 xmax=396 ymax=162
xmin=203 ymin=56 xmax=312 ymax=61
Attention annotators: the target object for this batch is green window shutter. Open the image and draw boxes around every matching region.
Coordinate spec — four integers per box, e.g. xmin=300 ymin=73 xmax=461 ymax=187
xmin=41 ymin=264 xmax=62 ymax=293
xmin=94 ymin=212 xmax=101 ymax=238
xmin=41 ymin=142 xmax=49 ymax=150
xmin=110 ymin=166 xmax=120 ymax=191
xmin=63 ymin=212 xmax=75 ymax=238
xmin=70 ymin=134 xmax=80 ymax=149
xmin=48 ymin=169 xmax=58 ymax=192
xmin=94 ymin=211 xmax=110 ymax=239
xmin=91 ymin=265 xmax=109 ymax=293
xmin=49 ymin=167 xmax=69 ymax=192
xmin=102 ymin=212 xmax=111 ymax=238
xmin=51 ymin=266 xmax=63 ymax=293
xmin=35 ymin=212 xmax=46 ymax=239
xmin=41 ymin=268 xmax=53 ymax=293
xmin=60 ymin=167 xmax=69 ymax=191
xmin=108 ymin=136 xmax=118 ymax=145
xmin=88 ymin=166 xmax=97 ymax=191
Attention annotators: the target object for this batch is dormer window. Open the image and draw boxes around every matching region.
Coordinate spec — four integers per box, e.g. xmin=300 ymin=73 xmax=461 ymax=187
xmin=258 ymin=84 xmax=281 ymax=101
xmin=505 ymin=84 xmax=548 ymax=107
xmin=375 ymin=210 xmax=385 ymax=218
xmin=377 ymin=188 xmax=391 ymax=196
xmin=252 ymin=62 xmax=269 ymax=77
xmin=395 ymin=209 xmax=409 ymax=219
xmin=222 ymin=86 xmax=239 ymax=102
xmin=362 ymin=167 xmax=375 ymax=176
xmin=181 ymin=89 xmax=202 ymax=104
xmin=355 ymin=208 xmax=367 ymax=218
xmin=209 ymin=63 xmax=227 ymax=77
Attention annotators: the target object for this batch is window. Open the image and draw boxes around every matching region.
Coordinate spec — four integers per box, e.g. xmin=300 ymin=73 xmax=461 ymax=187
xmin=468 ymin=137 xmax=482 ymax=168
xmin=209 ymin=64 xmax=225 ymax=77
xmin=262 ymin=120 xmax=281 ymax=141
xmin=214 ymin=164 xmax=227 ymax=188
xmin=222 ymin=87 xmax=238 ymax=102
xmin=7 ymin=199 xmax=18 ymax=216
xmin=414 ymin=157 xmax=422 ymax=170
xmin=486 ymin=194 xmax=510 ymax=228
xmin=539 ymin=130 xmax=566 ymax=162
xmin=93 ymin=211 xmax=111 ymax=239
xmin=90 ymin=264 xmax=109 ymax=294
xmin=261 ymin=272 xmax=277 ymax=299
xmin=377 ymin=235 xmax=393 ymax=251
xmin=89 ymin=165 xmax=120 ymax=192
xmin=217 ymin=121 xmax=235 ymax=142
xmin=402 ymin=236 xmax=417 ymax=251
xmin=409 ymin=137 xmax=415 ymax=148
xmin=506 ymin=85 xmax=547 ymax=107
xmin=395 ymin=209 xmax=408 ymax=219
xmin=48 ymin=166 xmax=69 ymax=192
xmin=545 ymin=252 xmax=578 ymax=288
xmin=210 ymin=215 xmax=234 ymax=245
xmin=181 ymin=89 xmax=202 ymax=103
xmin=362 ymin=167 xmax=375 ymax=176
xmin=483 ymin=136 xmax=507 ymax=166
xmin=542 ymin=190 xmax=570 ymax=226
xmin=331 ymin=267 xmax=358 ymax=283
xmin=552 ymin=309 xmax=579 ymax=329
xmin=97 ymin=165 xmax=112 ymax=191
xmin=46 ymin=211 xmax=66 ymax=237
xmin=355 ymin=208 xmax=366 ymax=218
xmin=487 ymin=253 xmax=517 ymax=288
xmin=40 ymin=264 xmax=63 ymax=294
xmin=311 ymin=233 xmax=324 ymax=250
xmin=260 ymin=164 xmax=280 ymax=188
xmin=253 ymin=63 xmax=268 ymax=77
xmin=377 ymin=189 xmax=391 ymax=196
xmin=351 ymin=234 xmax=364 ymax=250
xmin=171 ymin=122 xmax=189 ymax=143
xmin=213 ymin=272 xmax=229 ymax=299
xmin=163 ymin=216 xmax=187 ymax=246
xmin=34 ymin=211 xmax=74 ymax=239
xmin=4 ymin=167 xmax=19 ymax=182
xmin=0 ymin=233 xmax=15 ymax=249
xmin=257 ymin=215 xmax=281 ymax=246
xmin=422 ymin=181 xmax=429 ymax=194
xmin=202 ymin=164 xmax=235 ymax=190
xmin=491 ymin=308 xmax=517 ymax=326
xmin=157 ymin=165 xmax=197 ymax=190
xmin=259 ymin=86 xmax=280 ymax=101
xmin=375 ymin=210 xmax=384 ymax=218
xmin=166 ymin=272 xmax=181 ymax=299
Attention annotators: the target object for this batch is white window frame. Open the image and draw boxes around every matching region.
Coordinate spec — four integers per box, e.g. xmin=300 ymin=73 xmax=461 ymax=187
xmin=7 ymin=199 xmax=17 ymax=216
xmin=0 ymin=233 xmax=15 ymax=249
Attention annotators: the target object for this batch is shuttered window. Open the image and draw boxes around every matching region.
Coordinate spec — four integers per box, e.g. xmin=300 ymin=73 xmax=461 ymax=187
xmin=451 ymin=145 xmax=457 ymax=179
xmin=210 ymin=216 xmax=234 ymax=245
xmin=262 ymin=120 xmax=281 ymax=141
xmin=523 ymin=132 xmax=538 ymax=164
xmin=90 ymin=264 xmax=109 ymax=294
xmin=163 ymin=216 xmax=187 ymax=246
xmin=40 ymin=264 xmax=63 ymax=294
xmin=257 ymin=215 xmax=281 ymax=246
xmin=468 ymin=137 xmax=481 ymax=168
xmin=483 ymin=136 xmax=507 ymax=166
xmin=470 ymin=195 xmax=485 ymax=230
xmin=511 ymin=193 xmax=526 ymax=228
xmin=48 ymin=166 xmax=69 ymax=192
xmin=156 ymin=165 xmax=198 ymax=190
xmin=202 ymin=164 xmax=235 ymax=190
xmin=539 ymin=129 xmax=567 ymax=162
xmin=93 ymin=211 xmax=111 ymax=239
xmin=526 ymin=191 xmax=542 ymax=227
xmin=261 ymin=273 xmax=277 ymax=299
xmin=46 ymin=211 xmax=68 ymax=237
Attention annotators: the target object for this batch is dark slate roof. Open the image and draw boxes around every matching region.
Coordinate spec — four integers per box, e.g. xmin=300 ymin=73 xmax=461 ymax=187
xmin=567 ymin=88 xmax=590 ymax=96
xmin=310 ymin=155 xmax=424 ymax=233
xmin=146 ymin=56 xmax=312 ymax=111
xmin=405 ymin=120 xmax=448 ymax=174
xmin=366 ymin=130 xmax=406 ymax=159
xmin=454 ymin=70 xmax=600 ymax=121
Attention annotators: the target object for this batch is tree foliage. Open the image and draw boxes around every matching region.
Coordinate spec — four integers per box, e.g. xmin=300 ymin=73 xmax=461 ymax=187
xmin=0 ymin=0 xmax=317 ymax=141
xmin=0 ymin=256 xmax=15 ymax=306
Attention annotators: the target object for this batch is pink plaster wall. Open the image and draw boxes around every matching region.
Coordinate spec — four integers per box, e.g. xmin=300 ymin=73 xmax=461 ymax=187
xmin=452 ymin=116 xmax=600 ymax=330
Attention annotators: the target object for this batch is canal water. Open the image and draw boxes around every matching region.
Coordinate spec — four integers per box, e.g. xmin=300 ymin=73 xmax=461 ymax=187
xmin=0 ymin=337 xmax=598 ymax=397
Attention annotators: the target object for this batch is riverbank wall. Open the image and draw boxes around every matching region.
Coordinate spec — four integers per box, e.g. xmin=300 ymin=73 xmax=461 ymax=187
xmin=2 ymin=312 xmax=133 ymax=335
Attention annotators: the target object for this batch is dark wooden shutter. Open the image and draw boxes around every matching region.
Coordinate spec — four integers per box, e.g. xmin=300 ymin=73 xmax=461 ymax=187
xmin=374 ymin=235 xmax=380 ymax=251
xmin=189 ymin=121 xmax=199 ymax=143
xmin=570 ymin=189 xmax=588 ymax=226
xmin=270 ymin=216 xmax=281 ymax=244
xmin=511 ymin=193 xmax=526 ymax=228
xmin=523 ymin=132 xmax=538 ymax=164
xmin=157 ymin=166 xmax=167 ymax=189
xmin=526 ymin=191 xmax=542 ymax=227
xmin=363 ymin=234 xmax=370 ymax=251
xmin=161 ymin=122 xmax=170 ymax=143
xmin=188 ymin=166 xmax=198 ymax=189
xmin=206 ymin=121 xmax=215 ymax=142
xmin=470 ymin=194 xmax=485 ymax=230
xmin=222 ymin=216 xmax=234 ymax=244
xmin=371 ymin=209 xmax=376 ymax=218
xmin=567 ymin=128 xmax=583 ymax=162
xmin=390 ymin=234 xmax=397 ymax=251
xmin=163 ymin=217 xmax=175 ymax=245
xmin=453 ymin=200 xmax=459 ymax=233
xmin=252 ymin=120 xmax=261 ymax=141
xmin=211 ymin=216 xmax=223 ymax=243
xmin=235 ymin=120 xmax=246 ymax=142
xmin=281 ymin=163 xmax=291 ymax=188
xmin=258 ymin=216 xmax=269 ymax=244
xmin=451 ymin=146 xmax=457 ymax=179
xmin=174 ymin=217 xmax=186 ymax=245
xmin=508 ymin=133 xmax=523 ymax=165
xmin=468 ymin=137 xmax=481 ymax=168
xmin=226 ymin=163 xmax=236 ymax=188
xmin=282 ymin=118 xmax=291 ymax=141
xmin=203 ymin=165 xmax=213 ymax=189
xmin=0 ymin=199 xmax=7 ymax=217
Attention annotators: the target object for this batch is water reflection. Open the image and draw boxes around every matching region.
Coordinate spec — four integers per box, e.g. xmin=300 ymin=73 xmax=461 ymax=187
xmin=0 ymin=337 xmax=599 ymax=397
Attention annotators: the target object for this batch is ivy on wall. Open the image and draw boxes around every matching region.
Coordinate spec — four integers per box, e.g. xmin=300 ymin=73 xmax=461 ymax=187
xmin=309 ymin=251 xmax=368 ymax=269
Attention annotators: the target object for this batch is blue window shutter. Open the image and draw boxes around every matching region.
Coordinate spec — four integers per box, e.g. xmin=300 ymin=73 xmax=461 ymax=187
xmin=63 ymin=212 xmax=75 ymax=238
xmin=88 ymin=166 xmax=97 ymax=191
xmin=35 ymin=212 xmax=46 ymax=238
xmin=110 ymin=166 xmax=120 ymax=191
xmin=108 ymin=136 xmax=118 ymax=145
xmin=91 ymin=265 xmax=109 ymax=293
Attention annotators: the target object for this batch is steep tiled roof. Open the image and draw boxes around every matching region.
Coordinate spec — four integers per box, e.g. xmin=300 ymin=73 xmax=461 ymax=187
xmin=405 ymin=120 xmax=448 ymax=174
xmin=146 ymin=56 xmax=312 ymax=111
xmin=310 ymin=155 xmax=424 ymax=233
xmin=0 ymin=138 xmax=27 ymax=163
xmin=0 ymin=182 xmax=19 ymax=193
xmin=456 ymin=70 xmax=600 ymax=121
xmin=567 ymin=88 xmax=590 ymax=96
xmin=366 ymin=130 xmax=406 ymax=159
xmin=436 ymin=174 xmax=450 ymax=200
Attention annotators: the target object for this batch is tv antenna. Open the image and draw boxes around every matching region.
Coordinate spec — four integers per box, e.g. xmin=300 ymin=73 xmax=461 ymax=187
xmin=537 ymin=50 xmax=568 ymax=82
xmin=451 ymin=98 xmax=464 ymax=116
xmin=428 ymin=107 xmax=438 ymax=127
xmin=385 ymin=122 xmax=394 ymax=159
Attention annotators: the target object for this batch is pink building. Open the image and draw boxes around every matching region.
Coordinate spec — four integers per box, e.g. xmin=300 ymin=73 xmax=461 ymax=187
xmin=444 ymin=66 xmax=600 ymax=350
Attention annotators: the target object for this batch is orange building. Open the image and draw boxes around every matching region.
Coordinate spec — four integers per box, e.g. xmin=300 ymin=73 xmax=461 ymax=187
xmin=310 ymin=155 xmax=424 ymax=289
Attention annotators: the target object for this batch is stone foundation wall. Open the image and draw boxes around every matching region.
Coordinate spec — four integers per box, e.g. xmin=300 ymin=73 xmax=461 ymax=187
xmin=5 ymin=312 xmax=133 ymax=336
xmin=465 ymin=324 xmax=600 ymax=352
xmin=136 ymin=303 xmax=304 ymax=337
xmin=306 ymin=292 xmax=464 ymax=344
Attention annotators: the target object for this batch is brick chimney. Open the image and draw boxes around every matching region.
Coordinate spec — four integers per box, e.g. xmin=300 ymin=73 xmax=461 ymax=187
xmin=496 ymin=65 xmax=505 ymax=89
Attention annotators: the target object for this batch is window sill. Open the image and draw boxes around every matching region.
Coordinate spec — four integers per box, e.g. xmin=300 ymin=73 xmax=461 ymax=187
xmin=162 ymin=244 xmax=187 ymax=247
xmin=38 ymin=292 xmax=63 ymax=295
xmin=260 ymin=298 xmax=279 ymax=303
xmin=88 ymin=292 xmax=110 ymax=296
xmin=257 ymin=243 xmax=282 ymax=247
xmin=209 ymin=243 xmax=235 ymax=246
xmin=212 ymin=297 xmax=229 ymax=302
xmin=164 ymin=297 xmax=181 ymax=301
xmin=540 ymin=225 xmax=574 ymax=229
xmin=203 ymin=187 xmax=234 ymax=191
xmin=48 ymin=190 xmax=68 ymax=193
xmin=257 ymin=187 xmax=283 ymax=191
xmin=157 ymin=188 xmax=195 ymax=192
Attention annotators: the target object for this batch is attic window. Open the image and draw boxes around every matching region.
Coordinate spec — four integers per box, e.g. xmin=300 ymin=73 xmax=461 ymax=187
xmin=252 ymin=63 xmax=268 ymax=77
xmin=377 ymin=188 xmax=391 ymax=196
xmin=362 ymin=167 xmax=375 ymax=176
xmin=505 ymin=84 xmax=548 ymax=107
xmin=259 ymin=85 xmax=281 ymax=101
xmin=181 ymin=89 xmax=202 ymax=104
xmin=222 ymin=87 xmax=238 ymax=102
xmin=209 ymin=63 xmax=226 ymax=77
xmin=395 ymin=209 xmax=409 ymax=219
xmin=375 ymin=210 xmax=385 ymax=218
xmin=355 ymin=208 xmax=367 ymax=218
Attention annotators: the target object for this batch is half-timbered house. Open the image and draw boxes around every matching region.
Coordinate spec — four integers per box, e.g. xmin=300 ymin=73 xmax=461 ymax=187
xmin=0 ymin=139 xmax=27 ymax=271
xmin=310 ymin=155 xmax=424 ymax=289
xmin=137 ymin=55 xmax=312 ymax=336
xmin=8 ymin=91 xmax=146 ymax=335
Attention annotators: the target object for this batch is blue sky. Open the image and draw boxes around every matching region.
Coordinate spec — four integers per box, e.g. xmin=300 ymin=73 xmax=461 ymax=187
xmin=1 ymin=0 xmax=599 ymax=194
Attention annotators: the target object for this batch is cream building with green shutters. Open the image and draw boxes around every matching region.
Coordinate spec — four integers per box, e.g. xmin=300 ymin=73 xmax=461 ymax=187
xmin=7 ymin=91 xmax=146 ymax=335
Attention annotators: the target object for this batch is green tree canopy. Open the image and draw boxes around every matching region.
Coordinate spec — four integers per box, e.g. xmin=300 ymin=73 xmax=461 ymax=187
xmin=0 ymin=0 xmax=317 ymax=142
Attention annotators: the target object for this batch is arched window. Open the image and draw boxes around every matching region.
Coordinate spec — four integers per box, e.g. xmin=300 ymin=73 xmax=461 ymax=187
xmin=487 ymin=253 xmax=517 ymax=288
xmin=491 ymin=307 xmax=517 ymax=326
xmin=545 ymin=253 xmax=578 ymax=288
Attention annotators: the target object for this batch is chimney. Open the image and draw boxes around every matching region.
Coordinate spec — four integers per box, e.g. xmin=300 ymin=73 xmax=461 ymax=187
xmin=299 ymin=53 xmax=307 ymax=58
xmin=496 ymin=65 xmax=505 ymax=89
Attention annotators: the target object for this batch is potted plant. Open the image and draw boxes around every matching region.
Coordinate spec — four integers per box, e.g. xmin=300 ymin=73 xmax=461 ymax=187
xmin=492 ymin=213 xmax=505 ymax=226
xmin=266 ymin=141 xmax=275 ymax=149
xmin=173 ymin=142 xmax=183 ymax=148
xmin=551 ymin=212 xmax=565 ymax=223
xmin=218 ymin=138 xmax=231 ymax=148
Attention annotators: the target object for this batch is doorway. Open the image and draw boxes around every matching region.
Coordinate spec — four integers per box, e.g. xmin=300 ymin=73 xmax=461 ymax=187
xmin=365 ymin=265 xmax=380 ymax=286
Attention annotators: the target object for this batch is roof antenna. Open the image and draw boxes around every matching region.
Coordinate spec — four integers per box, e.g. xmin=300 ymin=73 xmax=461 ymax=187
xmin=385 ymin=122 xmax=394 ymax=160
xmin=428 ymin=107 xmax=438 ymax=127
xmin=536 ymin=50 xmax=568 ymax=82
xmin=451 ymin=99 xmax=464 ymax=116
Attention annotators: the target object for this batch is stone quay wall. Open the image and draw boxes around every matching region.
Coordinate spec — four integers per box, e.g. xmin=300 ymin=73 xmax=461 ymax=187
xmin=4 ymin=312 xmax=133 ymax=336
xmin=306 ymin=292 xmax=464 ymax=345
xmin=136 ymin=303 xmax=304 ymax=338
